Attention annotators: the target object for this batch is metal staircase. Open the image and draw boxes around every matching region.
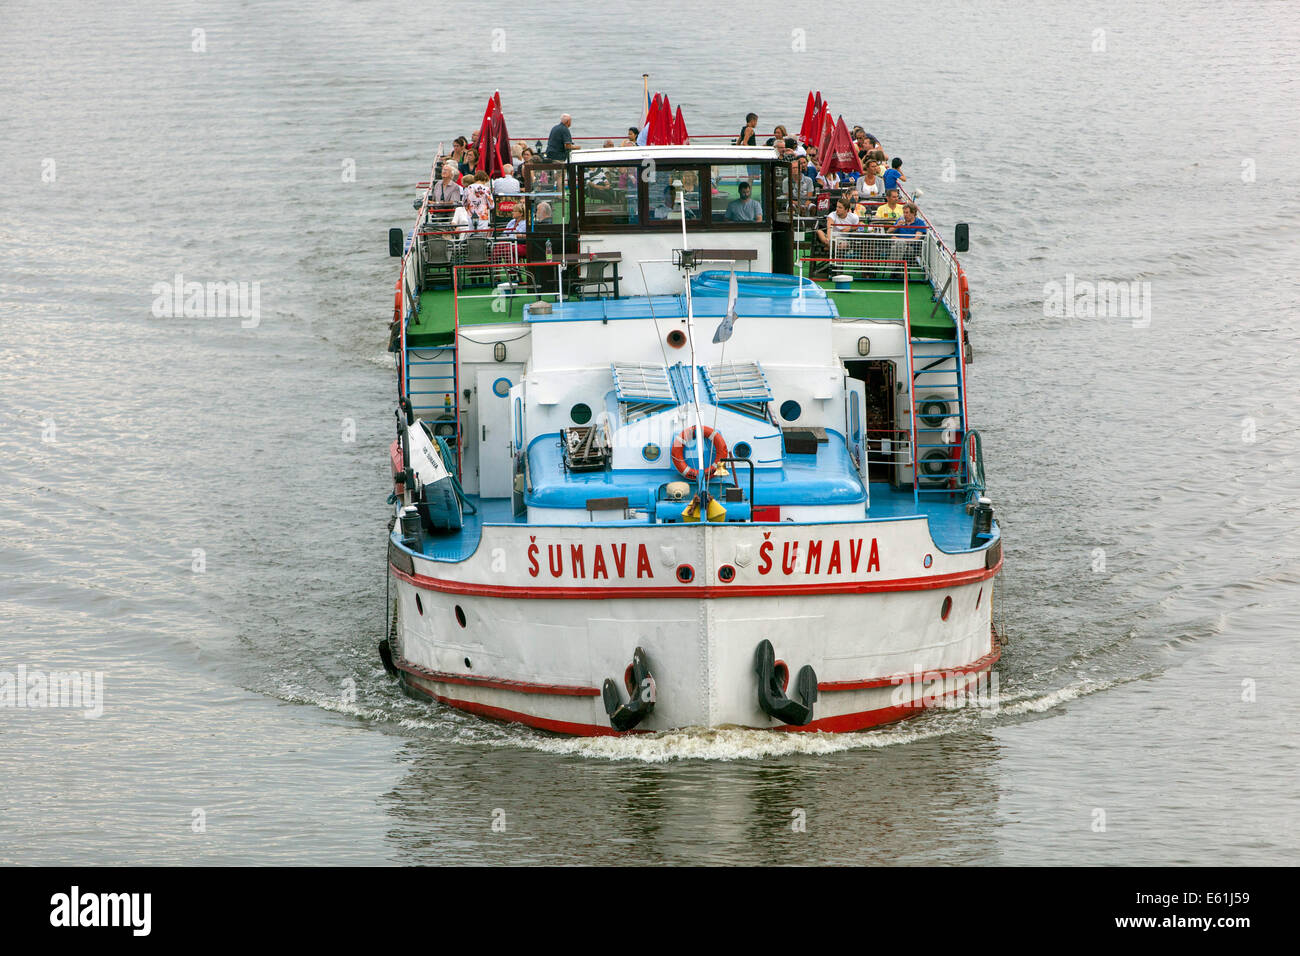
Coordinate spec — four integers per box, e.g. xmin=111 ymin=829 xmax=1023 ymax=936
xmin=404 ymin=346 xmax=459 ymax=441
xmin=902 ymin=273 xmax=970 ymax=504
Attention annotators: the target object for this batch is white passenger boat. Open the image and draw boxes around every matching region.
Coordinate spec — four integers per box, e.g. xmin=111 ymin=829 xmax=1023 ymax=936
xmin=379 ymin=95 xmax=1002 ymax=735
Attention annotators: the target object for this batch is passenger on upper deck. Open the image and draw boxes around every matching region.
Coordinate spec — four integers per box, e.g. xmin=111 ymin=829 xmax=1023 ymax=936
xmin=432 ymin=162 xmax=463 ymax=204
xmin=793 ymin=157 xmax=816 ymax=199
xmin=501 ymin=203 xmax=528 ymax=245
xmin=724 ymin=181 xmax=763 ymax=222
xmin=735 ymin=113 xmax=758 ymax=146
xmin=459 ymin=148 xmax=478 ymax=178
xmin=856 ymin=159 xmax=884 ymax=198
xmin=545 ymin=115 xmax=575 ymax=162
xmin=883 ymin=156 xmax=906 ymax=193
xmin=624 ymin=127 xmax=639 ymax=146
xmin=448 ymin=137 xmax=467 ymax=169
xmin=464 ymin=170 xmax=494 ymax=227
xmin=493 ymin=164 xmax=521 ymax=195
xmin=815 ymin=197 xmax=860 ymax=245
xmin=873 ymin=189 xmax=905 ymax=225
xmin=889 ymin=202 xmax=928 ymax=236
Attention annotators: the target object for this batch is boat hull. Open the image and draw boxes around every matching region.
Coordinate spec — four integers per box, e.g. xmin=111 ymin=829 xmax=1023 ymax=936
xmin=385 ymin=517 xmax=1002 ymax=735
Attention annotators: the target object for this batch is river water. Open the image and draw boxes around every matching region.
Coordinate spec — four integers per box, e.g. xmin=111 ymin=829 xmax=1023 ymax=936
xmin=1 ymin=1 xmax=1297 ymax=864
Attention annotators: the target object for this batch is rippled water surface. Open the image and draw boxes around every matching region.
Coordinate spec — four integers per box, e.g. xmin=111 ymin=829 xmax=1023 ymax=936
xmin=1 ymin=1 xmax=1298 ymax=864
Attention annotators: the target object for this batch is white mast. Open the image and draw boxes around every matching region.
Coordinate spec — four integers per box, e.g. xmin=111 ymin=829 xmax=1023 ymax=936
xmin=677 ymin=180 xmax=707 ymax=490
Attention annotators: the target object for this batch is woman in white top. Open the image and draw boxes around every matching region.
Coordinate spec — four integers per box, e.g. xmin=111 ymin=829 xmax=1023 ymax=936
xmin=857 ymin=159 xmax=884 ymax=198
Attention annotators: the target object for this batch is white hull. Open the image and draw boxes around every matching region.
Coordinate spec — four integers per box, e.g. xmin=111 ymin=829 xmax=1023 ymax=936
xmin=386 ymin=517 xmax=1001 ymax=735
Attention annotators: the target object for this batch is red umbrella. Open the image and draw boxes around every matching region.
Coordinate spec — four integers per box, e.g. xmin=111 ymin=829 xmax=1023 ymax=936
xmin=658 ymin=95 xmax=674 ymax=145
xmin=798 ymin=91 xmax=815 ymax=144
xmin=645 ymin=93 xmax=663 ymax=144
xmin=672 ymin=106 xmax=688 ymax=144
xmin=821 ymin=115 xmax=864 ymax=177
xmin=488 ymin=108 xmax=511 ymax=178
xmin=817 ymin=112 xmax=834 ymax=163
xmin=474 ymin=95 xmax=496 ymax=173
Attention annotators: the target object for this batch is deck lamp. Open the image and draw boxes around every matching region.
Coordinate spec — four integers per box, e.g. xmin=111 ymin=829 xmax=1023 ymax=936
xmin=494 ymin=341 xmax=507 ymax=362
xmin=857 ymin=336 xmax=871 ymax=355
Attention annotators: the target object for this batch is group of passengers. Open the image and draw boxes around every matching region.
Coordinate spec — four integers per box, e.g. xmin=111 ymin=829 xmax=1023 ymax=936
xmin=425 ymin=110 xmax=924 ymax=256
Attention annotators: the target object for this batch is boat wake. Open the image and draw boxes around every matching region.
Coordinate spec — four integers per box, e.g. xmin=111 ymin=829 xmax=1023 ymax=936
xmin=273 ymin=666 xmax=1143 ymax=762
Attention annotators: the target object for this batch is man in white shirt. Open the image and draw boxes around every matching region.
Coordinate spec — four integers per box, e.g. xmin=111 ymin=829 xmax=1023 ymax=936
xmin=492 ymin=164 xmax=521 ymax=196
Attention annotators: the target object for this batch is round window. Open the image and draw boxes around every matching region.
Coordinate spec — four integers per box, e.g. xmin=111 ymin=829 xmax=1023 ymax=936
xmin=570 ymin=403 xmax=592 ymax=425
xmin=779 ymin=400 xmax=802 ymax=422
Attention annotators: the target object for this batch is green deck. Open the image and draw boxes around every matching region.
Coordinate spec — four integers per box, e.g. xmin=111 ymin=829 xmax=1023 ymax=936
xmin=406 ymin=276 xmax=955 ymax=347
xmin=816 ymin=279 xmax=956 ymax=339
xmin=408 ymin=285 xmax=536 ymax=346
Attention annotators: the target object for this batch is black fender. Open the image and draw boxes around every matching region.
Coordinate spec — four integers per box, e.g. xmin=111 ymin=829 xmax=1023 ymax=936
xmin=602 ymin=646 xmax=656 ymax=732
xmin=755 ymin=639 xmax=818 ymax=726
xmin=378 ymin=638 xmax=398 ymax=676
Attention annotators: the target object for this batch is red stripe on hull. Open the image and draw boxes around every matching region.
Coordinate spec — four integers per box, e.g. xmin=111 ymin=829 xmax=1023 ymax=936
xmin=788 ymin=667 xmax=994 ymax=733
xmin=818 ymin=645 xmax=1003 ymax=693
xmin=398 ymin=659 xmax=998 ymax=737
xmin=401 ymin=672 xmax=622 ymax=736
xmin=391 ymin=555 xmax=1002 ymax=601
xmin=394 ymin=658 xmax=600 ymax=697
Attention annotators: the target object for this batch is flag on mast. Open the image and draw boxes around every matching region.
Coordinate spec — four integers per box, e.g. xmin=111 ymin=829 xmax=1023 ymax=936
xmin=712 ymin=269 xmax=740 ymax=343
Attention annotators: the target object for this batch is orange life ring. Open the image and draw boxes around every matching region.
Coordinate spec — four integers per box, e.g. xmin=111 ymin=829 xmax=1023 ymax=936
xmin=393 ymin=284 xmax=402 ymax=325
xmin=958 ymin=269 xmax=971 ymax=321
xmin=671 ymin=425 xmax=729 ymax=482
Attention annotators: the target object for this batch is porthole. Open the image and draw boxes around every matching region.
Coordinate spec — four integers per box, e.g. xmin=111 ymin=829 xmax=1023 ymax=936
xmin=454 ymin=605 xmax=467 ymax=628
xmin=667 ymin=329 xmax=687 ymax=349
xmin=923 ymin=553 xmax=933 ymax=568
xmin=732 ymin=441 xmax=752 ymax=459
xmin=415 ymin=594 xmax=424 ymax=615
xmin=718 ymin=564 xmax=736 ymax=583
xmin=779 ymin=400 xmax=802 ymax=422
xmin=570 ymin=403 xmax=592 ymax=425
xmin=464 ymin=657 xmax=472 ymax=669
xmin=491 ymin=377 xmax=512 ymax=397
xmin=941 ymin=596 xmax=953 ymax=621
xmin=642 ymin=442 xmax=662 ymax=463
xmin=676 ymin=564 xmax=695 ymax=584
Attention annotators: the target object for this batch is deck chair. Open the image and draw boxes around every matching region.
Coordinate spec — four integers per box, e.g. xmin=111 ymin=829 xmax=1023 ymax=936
xmin=570 ymin=259 xmax=612 ymax=300
xmin=421 ymin=236 xmax=451 ymax=286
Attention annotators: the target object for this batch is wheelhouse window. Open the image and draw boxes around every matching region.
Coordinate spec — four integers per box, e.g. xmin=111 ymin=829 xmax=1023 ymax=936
xmin=580 ymin=165 xmax=639 ymax=225
xmin=646 ymin=166 xmax=703 ymax=223
xmin=710 ymin=164 xmax=766 ymax=225
xmin=523 ymin=163 xmax=569 ymax=226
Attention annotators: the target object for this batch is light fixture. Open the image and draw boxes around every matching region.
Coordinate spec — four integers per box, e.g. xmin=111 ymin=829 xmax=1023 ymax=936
xmin=857 ymin=336 xmax=871 ymax=356
xmin=493 ymin=341 xmax=506 ymax=362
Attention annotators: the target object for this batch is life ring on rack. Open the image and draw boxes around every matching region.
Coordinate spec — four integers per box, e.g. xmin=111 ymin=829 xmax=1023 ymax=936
xmin=671 ymin=425 xmax=729 ymax=482
xmin=958 ymin=269 xmax=971 ymax=321
xmin=393 ymin=285 xmax=402 ymax=325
